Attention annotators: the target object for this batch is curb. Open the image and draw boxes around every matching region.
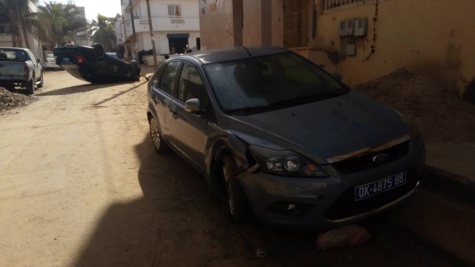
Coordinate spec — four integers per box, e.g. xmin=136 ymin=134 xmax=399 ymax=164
xmin=389 ymin=165 xmax=475 ymax=266
xmin=421 ymin=165 xmax=475 ymax=206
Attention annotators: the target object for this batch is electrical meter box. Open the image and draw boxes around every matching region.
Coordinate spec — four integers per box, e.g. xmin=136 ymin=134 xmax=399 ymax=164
xmin=354 ymin=18 xmax=368 ymax=37
xmin=339 ymin=19 xmax=355 ymax=37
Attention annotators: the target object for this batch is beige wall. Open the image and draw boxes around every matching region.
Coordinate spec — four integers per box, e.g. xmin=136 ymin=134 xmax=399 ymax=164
xmin=309 ymin=0 xmax=475 ymax=95
xmin=198 ymin=0 xmax=236 ymax=49
xmin=199 ymin=0 xmax=474 ymax=95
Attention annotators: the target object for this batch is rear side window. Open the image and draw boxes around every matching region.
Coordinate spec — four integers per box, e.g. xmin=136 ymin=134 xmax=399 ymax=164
xmin=159 ymin=61 xmax=181 ymax=95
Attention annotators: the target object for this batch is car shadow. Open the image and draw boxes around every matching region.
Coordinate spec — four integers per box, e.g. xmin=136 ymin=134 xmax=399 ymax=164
xmin=72 ymin=135 xmax=252 ymax=266
xmin=36 ymin=83 xmax=131 ymax=96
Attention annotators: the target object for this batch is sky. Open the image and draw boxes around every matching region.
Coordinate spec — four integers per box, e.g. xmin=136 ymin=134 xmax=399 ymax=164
xmin=39 ymin=0 xmax=122 ymax=21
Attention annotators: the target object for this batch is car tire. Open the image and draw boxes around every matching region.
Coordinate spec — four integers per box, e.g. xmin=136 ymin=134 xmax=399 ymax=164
xmin=92 ymin=43 xmax=106 ymax=60
xmin=37 ymin=72 xmax=44 ymax=88
xmin=25 ymin=79 xmax=35 ymax=95
xmin=222 ymin=155 xmax=252 ymax=224
xmin=149 ymin=116 xmax=170 ymax=154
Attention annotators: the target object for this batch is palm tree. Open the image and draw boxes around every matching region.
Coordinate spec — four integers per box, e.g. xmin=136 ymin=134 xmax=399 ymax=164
xmin=0 ymin=0 xmax=38 ymax=48
xmin=88 ymin=14 xmax=117 ymax=52
xmin=37 ymin=1 xmax=87 ymax=48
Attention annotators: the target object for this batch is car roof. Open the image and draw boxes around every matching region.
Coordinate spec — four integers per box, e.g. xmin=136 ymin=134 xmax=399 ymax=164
xmin=178 ymin=46 xmax=290 ymax=64
xmin=0 ymin=47 xmax=29 ymax=52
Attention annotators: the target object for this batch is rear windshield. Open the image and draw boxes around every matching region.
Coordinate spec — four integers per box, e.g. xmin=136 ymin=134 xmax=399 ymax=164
xmin=0 ymin=49 xmax=29 ymax=62
xmin=203 ymin=52 xmax=349 ymax=113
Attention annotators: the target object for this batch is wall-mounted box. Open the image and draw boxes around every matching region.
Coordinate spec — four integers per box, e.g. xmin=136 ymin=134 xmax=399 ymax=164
xmin=339 ymin=19 xmax=355 ymax=37
xmin=354 ymin=18 xmax=368 ymax=37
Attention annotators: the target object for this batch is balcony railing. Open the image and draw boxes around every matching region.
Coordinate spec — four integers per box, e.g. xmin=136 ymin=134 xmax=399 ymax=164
xmin=324 ymin=0 xmax=374 ymax=13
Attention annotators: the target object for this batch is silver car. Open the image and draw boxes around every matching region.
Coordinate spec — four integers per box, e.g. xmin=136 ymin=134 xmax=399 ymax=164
xmin=146 ymin=46 xmax=425 ymax=229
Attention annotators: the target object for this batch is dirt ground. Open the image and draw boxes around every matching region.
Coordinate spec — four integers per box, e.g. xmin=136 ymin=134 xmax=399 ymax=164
xmin=0 ymin=70 xmax=457 ymax=267
xmin=356 ymin=68 xmax=475 ymax=143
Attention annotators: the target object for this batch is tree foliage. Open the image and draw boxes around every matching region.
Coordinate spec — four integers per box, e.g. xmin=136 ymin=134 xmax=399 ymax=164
xmin=37 ymin=1 xmax=87 ymax=48
xmin=88 ymin=14 xmax=117 ymax=52
xmin=0 ymin=0 xmax=39 ymax=48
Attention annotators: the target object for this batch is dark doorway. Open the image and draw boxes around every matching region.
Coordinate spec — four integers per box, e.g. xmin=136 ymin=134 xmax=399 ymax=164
xmin=196 ymin=37 xmax=201 ymax=50
xmin=167 ymin=33 xmax=189 ymax=54
xmin=283 ymin=0 xmax=309 ymax=48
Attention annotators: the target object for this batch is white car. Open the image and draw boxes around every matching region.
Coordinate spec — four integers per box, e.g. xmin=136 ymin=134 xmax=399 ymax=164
xmin=45 ymin=53 xmax=61 ymax=70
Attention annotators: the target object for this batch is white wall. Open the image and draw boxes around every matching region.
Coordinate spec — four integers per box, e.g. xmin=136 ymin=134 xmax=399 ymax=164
xmin=120 ymin=0 xmax=200 ymax=56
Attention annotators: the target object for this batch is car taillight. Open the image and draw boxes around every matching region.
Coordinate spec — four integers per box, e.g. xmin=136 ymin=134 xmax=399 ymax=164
xmin=24 ymin=63 xmax=28 ymax=78
xmin=77 ymin=56 xmax=85 ymax=64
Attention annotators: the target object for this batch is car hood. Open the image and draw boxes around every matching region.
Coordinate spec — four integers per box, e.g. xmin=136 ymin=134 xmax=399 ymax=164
xmin=227 ymin=90 xmax=409 ymax=164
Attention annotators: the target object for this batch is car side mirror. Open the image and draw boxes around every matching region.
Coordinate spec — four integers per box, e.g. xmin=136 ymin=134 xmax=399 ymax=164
xmin=185 ymin=98 xmax=201 ymax=113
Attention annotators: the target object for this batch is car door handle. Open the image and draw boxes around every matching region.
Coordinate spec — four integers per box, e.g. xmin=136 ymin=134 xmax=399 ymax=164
xmin=171 ymin=111 xmax=179 ymax=119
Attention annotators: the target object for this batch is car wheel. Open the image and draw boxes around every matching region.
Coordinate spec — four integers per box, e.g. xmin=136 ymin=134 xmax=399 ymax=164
xmin=149 ymin=116 xmax=170 ymax=154
xmin=222 ymin=155 xmax=252 ymax=224
xmin=25 ymin=79 xmax=35 ymax=95
xmin=92 ymin=43 xmax=105 ymax=60
xmin=37 ymin=72 xmax=44 ymax=88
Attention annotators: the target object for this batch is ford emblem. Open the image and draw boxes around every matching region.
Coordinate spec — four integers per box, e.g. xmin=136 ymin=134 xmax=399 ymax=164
xmin=372 ymin=154 xmax=389 ymax=164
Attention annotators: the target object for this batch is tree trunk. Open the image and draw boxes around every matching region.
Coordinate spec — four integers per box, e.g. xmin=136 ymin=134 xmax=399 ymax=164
xmin=14 ymin=0 xmax=30 ymax=49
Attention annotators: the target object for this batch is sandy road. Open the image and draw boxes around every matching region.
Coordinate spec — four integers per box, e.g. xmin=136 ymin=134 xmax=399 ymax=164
xmin=0 ymin=70 xmax=454 ymax=267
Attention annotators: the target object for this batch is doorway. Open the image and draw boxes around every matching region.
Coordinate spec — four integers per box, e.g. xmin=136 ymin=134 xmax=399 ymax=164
xmin=167 ymin=33 xmax=189 ymax=54
xmin=283 ymin=0 xmax=309 ymax=48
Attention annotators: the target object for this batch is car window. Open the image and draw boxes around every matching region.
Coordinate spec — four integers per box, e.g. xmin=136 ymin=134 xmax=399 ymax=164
xmin=204 ymin=52 xmax=349 ymax=113
xmin=151 ymin=63 xmax=166 ymax=88
xmin=177 ymin=62 xmax=206 ymax=103
xmin=159 ymin=61 xmax=181 ymax=95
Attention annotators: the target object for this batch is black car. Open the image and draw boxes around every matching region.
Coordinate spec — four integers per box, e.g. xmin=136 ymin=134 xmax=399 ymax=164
xmin=53 ymin=44 xmax=140 ymax=84
xmin=146 ymin=46 xmax=425 ymax=229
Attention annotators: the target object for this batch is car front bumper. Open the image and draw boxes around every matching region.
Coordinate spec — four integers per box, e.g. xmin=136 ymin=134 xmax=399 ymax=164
xmin=238 ymin=142 xmax=425 ymax=229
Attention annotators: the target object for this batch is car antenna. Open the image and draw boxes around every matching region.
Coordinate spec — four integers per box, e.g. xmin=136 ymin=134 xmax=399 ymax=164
xmin=227 ymin=30 xmax=252 ymax=57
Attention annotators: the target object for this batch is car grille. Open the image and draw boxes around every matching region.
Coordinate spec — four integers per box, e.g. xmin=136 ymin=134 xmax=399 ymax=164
xmin=325 ymin=169 xmax=418 ymax=221
xmin=332 ymin=141 xmax=409 ymax=173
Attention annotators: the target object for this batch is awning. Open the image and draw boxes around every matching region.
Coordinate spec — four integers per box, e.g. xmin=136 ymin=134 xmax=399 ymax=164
xmin=167 ymin=33 xmax=189 ymax=39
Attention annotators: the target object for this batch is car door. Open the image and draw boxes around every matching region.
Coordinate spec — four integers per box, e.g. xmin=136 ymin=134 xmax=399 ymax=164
xmin=149 ymin=60 xmax=182 ymax=142
xmin=169 ymin=61 xmax=213 ymax=171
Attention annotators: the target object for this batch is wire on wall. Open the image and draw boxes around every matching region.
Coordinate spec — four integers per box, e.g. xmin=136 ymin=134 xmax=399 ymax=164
xmin=362 ymin=0 xmax=378 ymax=62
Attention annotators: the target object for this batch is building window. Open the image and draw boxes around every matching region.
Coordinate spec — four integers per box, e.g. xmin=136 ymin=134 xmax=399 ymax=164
xmin=168 ymin=4 xmax=181 ymax=17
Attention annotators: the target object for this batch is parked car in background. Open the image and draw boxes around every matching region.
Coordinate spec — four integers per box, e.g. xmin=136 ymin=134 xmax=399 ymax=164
xmin=146 ymin=46 xmax=426 ymax=229
xmin=0 ymin=47 xmax=43 ymax=94
xmin=44 ymin=53 xmax=61 ymax=70
xmin=53 ymin=43 xmax=140 ymax=84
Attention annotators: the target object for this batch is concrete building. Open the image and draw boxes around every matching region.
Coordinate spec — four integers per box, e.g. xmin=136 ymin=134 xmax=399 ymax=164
xmin=73 ymin=6 xmax=90 ymax=46
xmin=199 ymin=0 xmax=475 ymax=97
xmin=120 ymin=0 xmax=201 ymax=60
xmin=0 ymin=2 xmax=43 ymax=61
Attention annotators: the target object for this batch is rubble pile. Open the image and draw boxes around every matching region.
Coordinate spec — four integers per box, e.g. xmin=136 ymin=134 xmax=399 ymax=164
xmin=0 ymin=87 xmax=37 ymax=112
xmin=356 ymin=68 xmax=475 ymax=142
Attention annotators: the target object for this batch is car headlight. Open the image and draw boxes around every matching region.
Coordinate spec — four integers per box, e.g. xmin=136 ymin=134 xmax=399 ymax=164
xmin=249 ymin=145 xmax=328 ymax=177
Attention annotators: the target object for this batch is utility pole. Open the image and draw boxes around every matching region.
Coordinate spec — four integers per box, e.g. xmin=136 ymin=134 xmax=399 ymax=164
xmin=129 ymin=0 xmax=137 ymax=59
xmin=146 ymin=0 xmax=158 ymax=70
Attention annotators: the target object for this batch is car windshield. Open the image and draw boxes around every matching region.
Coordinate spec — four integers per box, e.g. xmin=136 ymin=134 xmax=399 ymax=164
xmin=203 ymin=52 xmax=349 ymax=113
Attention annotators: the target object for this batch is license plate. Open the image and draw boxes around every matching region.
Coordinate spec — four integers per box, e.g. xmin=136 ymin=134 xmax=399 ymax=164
xmin=0 ymin=75 xmax=12 ymax=80
xmin=62 ymin=58 xmax=71 ymax=63
xmin=354 ymin=171 xmax=407 ymax=201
